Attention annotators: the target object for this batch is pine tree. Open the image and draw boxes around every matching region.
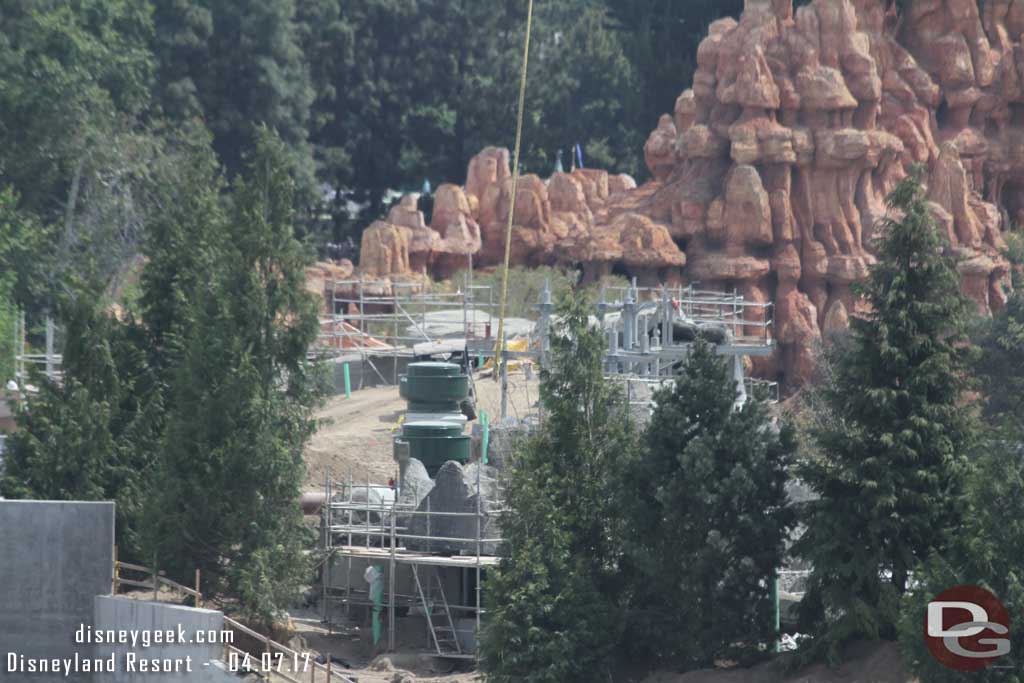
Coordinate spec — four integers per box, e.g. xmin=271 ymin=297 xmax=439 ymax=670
xmin=0 ymin=294 xmax=162 ymax=557
xmin=973 ymin=291 xmax=1024 ymax=430
xmin=621 ymin=340 xmax=795 ymax=669
xmin=143 ymin=128 xmax=320 ymax=622
xmin=479 ymin=291 xmax=635 ymax=683
xmin=896 ymin=434 xmax=1024 ymax=683
xmin=895 ymin=291 xmax=1024 ymax=682
xmin=795 ymin=173 xmax=976 ymax=661
xmin=138 ymin=131 xmax=225 ymax=375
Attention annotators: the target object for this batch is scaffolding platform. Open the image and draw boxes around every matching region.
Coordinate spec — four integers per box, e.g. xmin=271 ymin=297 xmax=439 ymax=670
xmin=329 ymin=545 xmax=500 ymax=568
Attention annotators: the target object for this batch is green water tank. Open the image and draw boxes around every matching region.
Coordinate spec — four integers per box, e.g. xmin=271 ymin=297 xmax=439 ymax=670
xmin=399 ymin=362 xmax=470 ymax=413
xmin=394 ymin=420 xmax=471 ymax=476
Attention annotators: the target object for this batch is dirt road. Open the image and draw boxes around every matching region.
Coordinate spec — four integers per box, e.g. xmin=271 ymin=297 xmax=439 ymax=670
xmin=303 ymin=369 xmax=539 ymax=490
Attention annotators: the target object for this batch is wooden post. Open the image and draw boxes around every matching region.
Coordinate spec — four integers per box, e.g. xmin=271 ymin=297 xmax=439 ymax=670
xmin=152 ymin=555 xmax=159 ymax=602
xmin=195 ymin=569 xmax=201 ymax=608
xmin=112 ymin=545 xmax=118 ymax=595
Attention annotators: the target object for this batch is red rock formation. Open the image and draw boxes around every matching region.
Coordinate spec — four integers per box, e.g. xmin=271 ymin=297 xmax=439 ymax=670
xmin=305 ymin=259 xmax=353 ymax=314
xmin=351 ymin=0 xmax=1018 ymax=387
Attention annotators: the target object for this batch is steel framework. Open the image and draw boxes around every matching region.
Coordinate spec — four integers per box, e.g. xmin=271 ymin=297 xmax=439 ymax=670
xmin=319 ymin=466 xmax=500 ymax=660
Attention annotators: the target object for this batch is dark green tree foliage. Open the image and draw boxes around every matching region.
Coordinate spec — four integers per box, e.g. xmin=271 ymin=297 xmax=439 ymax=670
xmin=974 ymin=291 xmax=1024 ymax=429
xmin=0 ymin=286 xmax=11 ymax=384
xmin=138 ymin=131 xmax=225 ymax=373
xmin=0 ymin=296 xmax=162 ymax=557
xmin=149 ymin=0 xmax=212 ymax=123
xmin=522 ymin=2 xmax=641 ymax=175
xmin=152 ymin=0 xmax=316 ymax=202
xmin=622 ymin=341 xmax=795 ymax=669
xmin=895 ymin=290 xmax=1024 ymax=682
xmin=306 ymin=0 xmax=641 ymax=250
xmin=294 ymin=0 xmax=349 ymax=183
xmin=144 ymin=129 xmax=319 ymax=621
xmin=307 ymin=0 xmax=424 ymax=238
xmin=897 ymin=434 xmax=1024 ymax=682
xmin=480 ymin=292 xmax=634 ymax=683
xmin=795 ymin=174 xmax=976 ymax=660
xmin=307 ymin=0 xmax=524 ymax=234
xmin=0 ymin=0 xmax=154 ymax=219
xmin=0 ymin=188 xmax=48 ymax=381
xmin=605 ymin=0 xmax=742 ymax=150
xmin=0 ymin=0 xmax=157 ymax=311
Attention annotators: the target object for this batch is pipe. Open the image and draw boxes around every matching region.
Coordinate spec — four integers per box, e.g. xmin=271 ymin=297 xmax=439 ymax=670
xmin=301 ymin=492 xmax=327 ymax=515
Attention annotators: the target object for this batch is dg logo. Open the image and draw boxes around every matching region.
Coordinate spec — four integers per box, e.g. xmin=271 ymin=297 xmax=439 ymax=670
xmin=925 ymin=585 xmax=1012 ymax=672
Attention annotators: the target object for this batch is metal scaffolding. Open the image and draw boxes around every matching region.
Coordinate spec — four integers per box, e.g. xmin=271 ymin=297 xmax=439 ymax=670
xmin=319 ymin=465 xmax=501 ymax=660
xmin=316 ymin=277 xmax=499 ymax=388
xmin=319 ymin=276 xmax=778 ymax=408
xmin=8 ymin=310 xmax=62 ymax=385
xmin=466 ymin=279 xmax=778 ymax=408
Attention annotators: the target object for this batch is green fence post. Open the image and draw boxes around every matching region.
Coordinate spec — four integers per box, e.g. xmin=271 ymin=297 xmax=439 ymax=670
xmin=370 ymin=565 xmax=384 ymax=645
xmin=343 ymin=362 xmax=351 ymax=399
xmin=481 ymin=410 xmax=490 ymax=465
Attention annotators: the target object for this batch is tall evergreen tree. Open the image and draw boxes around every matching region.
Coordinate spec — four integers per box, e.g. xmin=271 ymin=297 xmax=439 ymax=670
xmin=899 ymin=291 xmax=1024 ymax=682
xmin=138 ymin=129 xmax=225 ymax=375
xmin=889 ymin=289 xmax=1024 ymax=683
xmin=896 ymin=430 xmax=1024 ymax=683
xmin=795 ymin=173 xmax=976 ymax=661
xmin=480 ymin=291 xmax=635 ymax=683
xmin=973 ymin=291 xmax=1024 ymax=430
xmin=143 ymin=128 xmax=320 ymax=621
xmin=621 ymin=341 xmax=795 ymax=670
xmin=0 ymin=293 xmax=162 ymax=557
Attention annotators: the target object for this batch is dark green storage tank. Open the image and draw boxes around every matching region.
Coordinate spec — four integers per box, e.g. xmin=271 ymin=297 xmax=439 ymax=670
xmin=399 ymin=362 xmax=470 ymax=413
xmin=394 ymin=420 xmax=471 ymax=476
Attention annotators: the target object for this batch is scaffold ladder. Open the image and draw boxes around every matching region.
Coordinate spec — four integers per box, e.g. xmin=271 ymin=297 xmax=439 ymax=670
xmin=411 ymin=564 xmax=462 ymax=656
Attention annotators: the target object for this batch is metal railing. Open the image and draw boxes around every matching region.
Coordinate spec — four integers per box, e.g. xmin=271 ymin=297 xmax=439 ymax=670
xmin=113 ymin=556 xmax=356 ymax=683
xmin=597 ymin=282 xmax=775 ymax=348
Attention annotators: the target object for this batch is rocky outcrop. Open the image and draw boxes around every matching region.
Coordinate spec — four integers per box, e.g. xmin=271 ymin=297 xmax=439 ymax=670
xmin=349 ymin=0 xmax=1019 ymax=387
xmin=405 ymin=461 xmax=502 ymax=555
xmin=650 ymin=0 xmax=1013 ymax=384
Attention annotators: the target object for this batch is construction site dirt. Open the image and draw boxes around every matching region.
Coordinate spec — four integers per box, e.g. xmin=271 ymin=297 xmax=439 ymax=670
xmin=304 ymin=370 xmax=540 ymax=492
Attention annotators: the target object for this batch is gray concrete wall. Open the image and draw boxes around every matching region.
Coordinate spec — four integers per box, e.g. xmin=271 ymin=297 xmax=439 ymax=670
xmin=0 ymin=500 xmax=115 ymax=682
xmin=92 ymin=597 xmax=235 ymax=683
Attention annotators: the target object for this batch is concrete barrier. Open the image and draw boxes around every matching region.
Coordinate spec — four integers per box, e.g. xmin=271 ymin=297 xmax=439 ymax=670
xmin=92 ymin=596 xmax=236 ymax=682
xmin=0 ymin=500 xmax=115 ymax=682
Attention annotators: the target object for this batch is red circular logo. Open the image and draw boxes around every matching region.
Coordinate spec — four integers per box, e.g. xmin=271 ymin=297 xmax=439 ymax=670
xmin=924 ymin=585 xmax=1011 ymax=671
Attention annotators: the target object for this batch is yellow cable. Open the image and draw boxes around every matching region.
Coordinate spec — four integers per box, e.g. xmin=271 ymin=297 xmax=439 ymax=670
xmin=495 ymin=0 xmax=535 ymax=381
